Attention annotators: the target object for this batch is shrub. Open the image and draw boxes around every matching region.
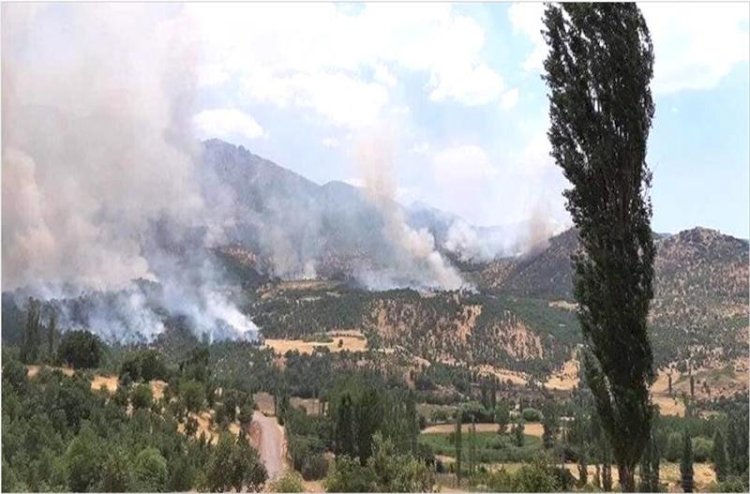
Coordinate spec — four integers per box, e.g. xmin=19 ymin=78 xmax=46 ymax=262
xmin=133 ymin=447 xmax=167 ymax=492
xmin=131 ymin=384 xmax=153 ymax=410
xmin=665 ymin=432 xmax=683 ymax=462
xmin=120 ymin=350 xmax=168 ymax=383
xmin=431 ymin=409 xmax=448 ymax=423
xmin=271 ymin=471 xmax=304 ymax=492
xmin=181 ymin=380 xmax=205 ymax=412
xmin=57 ymin=330 xmax=103 ymax=369
xmin=513 ymin=462 xmax=561 ymax=492
xmin=521 ymin=408 xmax=543 ymax=422
xmin=301 ymin=453 xmax=328 ymax=481
xmin=692 ymin=436 xmax=713 ymax=463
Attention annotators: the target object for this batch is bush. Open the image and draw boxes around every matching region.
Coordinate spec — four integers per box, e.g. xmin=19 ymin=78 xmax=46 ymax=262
xmin=120 ymin=350 xmax=168 ymax=383
xmin=717 ymin=476 xmax=750 ymax=493
xmin=238 ymin=403 xmax=254 ymax=425
xmin=513 ymin=462 xmax=561 ymax=492
xmin=131 ymin=384 xmax=153 ymax=410
xmin=133 ymin=447 xmax=167 ymax=492
xmin=692 ymin=436 xmax=713 ymax=462
xmin=431 ymin=409 xmax=448 ymax=423
xmin=665 ymin=432 xmax=683 ymax=462
xmin=57 ymin=330 xmax=103 ymax=369
xmin=461 ymin=401 xmax=494 ymax=423
xmin=301 ymin=453 xmax=329 ymax=481
xmin=2 ymin=358 xmax=28 ymax=391
xmin=180 ymin=380 xmax=205 ymax=412
xmin=325 ymin=456 xmax=375 ymax=492
xmin=271 ymin=471 xmax=304 ymax=492
xmin=521 ymin=408 xmax=543 ymax=422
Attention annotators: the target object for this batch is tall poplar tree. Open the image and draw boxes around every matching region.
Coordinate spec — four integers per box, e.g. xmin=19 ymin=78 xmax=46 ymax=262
xmin=335 ymin=393 xmax=356 ymax=458
xmin=712 ymin=430 xmax=728 ymax=483
xmin=47 ymin=310 xmax=58 ymax=360
xmin=542 ymin=4 xmax=656 ymax=490
xmin=454 ymin=412 xmax=462 ymax=486
xmin=20 ymin=298 xmax=42 ymax=364
xmin=681 ymin=429 xmax=694 ymax=493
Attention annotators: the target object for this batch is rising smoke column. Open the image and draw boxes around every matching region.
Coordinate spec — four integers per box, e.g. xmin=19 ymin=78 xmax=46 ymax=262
xmin=354 ymin=138 xmax=464 ymax=290
xmin=1 ymin=4 xmax=256 ymax=341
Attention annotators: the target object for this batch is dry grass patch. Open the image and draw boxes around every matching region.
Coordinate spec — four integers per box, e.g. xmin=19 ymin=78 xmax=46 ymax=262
xmin=545 ymin=356 xmax=580 ymax=391
xmin=264 ymin=331 xmax=367 ymax=356
xmin=475 ymin=364 xmax=529 ymax=386
xmin=421 ymin=422 xmax=543 ymax=437
xmin=301 ymin=480 xmax=325 ymax=492
xmin=91 ymin=374 xmax=119 ymax=394
xmin=26 ymin=365 xmax=168 ymax=400
xmin=26 ymin=364 xmax=74 ymax=378
xmin=653 ymin=394 xmax=687 ymax=417
xmin=177 ymin=410 xmax=220 ymax=444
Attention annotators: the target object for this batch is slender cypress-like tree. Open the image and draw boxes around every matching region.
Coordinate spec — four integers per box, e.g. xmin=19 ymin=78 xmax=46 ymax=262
xmin=513 ymin=420 xmax=525 ymax=447
xmin=356 ymin=388 xmax=382 ymax=465
xmin=649 ymin=429 xmax=661 ymax=492
xmin=20 ymin=298 xmax=42 ymax=364
xmin=638 ymin=436 xmax=652 ymax=492
xmin=335 ymin=393 xmax=356 ymax=458
xmin=542 ymin=4 xmax=656 ymax=491
xmin=454 ymin=412 xmax=462 ymax=485
xmin=712 ymin=430 xmax=728 ymax=483
xmin=681 ymin=429 xmax=694 ymax=493
xmin=638 ymin=429 xmax=660 ymax=492
xmin=47 ymin=310 xmax=57 ymax=361
xmin=468 ymin=418 xmax=476 ymax=476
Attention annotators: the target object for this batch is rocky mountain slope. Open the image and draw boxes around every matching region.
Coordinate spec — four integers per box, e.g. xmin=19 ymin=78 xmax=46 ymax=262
xmin=183 ymin=141 xmax=750 ymax=373
xmin=475 ymin=226 xmax=749 ymax=367
xmin=203 ymin=139 xmax=525 ymax=280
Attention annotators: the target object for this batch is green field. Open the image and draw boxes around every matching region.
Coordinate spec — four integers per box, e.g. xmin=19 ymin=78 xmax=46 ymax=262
xmin=419 ymin=431 xmax=543 ymax=464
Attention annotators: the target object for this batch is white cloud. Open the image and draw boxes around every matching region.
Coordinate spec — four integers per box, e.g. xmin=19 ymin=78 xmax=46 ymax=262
xmin=187 ymin=3 xmax=511 ymax=129
xmin=508 ymin=2 xmax=750 ymax=93
xmin=640 ymin=3 xmax=749 ymax=94
xmin=373 ymin=63 xmax=398 ymax=88
xmin=432 ymin=145 xmax=497 ymax=184
xmin=243 ymin=70 xmax=389 ymax=129
xmin=193 ymin=108 xmax=267 ymax=141
xmin=508 ymin=2 xmax=546 ymax=72
xmin=500 ymin=87 xmax=520 ymax=109
xmin=429 ymin=63 xmax=508 ymax=106
xmin=322 ymin=137 xmax=341 ymax=148
xmin=410 ymin=141 xmax=431 ymax=155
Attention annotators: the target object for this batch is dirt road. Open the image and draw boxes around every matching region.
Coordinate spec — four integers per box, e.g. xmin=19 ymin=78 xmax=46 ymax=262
xmin=250 ymin=411 xmax=286 ymax=480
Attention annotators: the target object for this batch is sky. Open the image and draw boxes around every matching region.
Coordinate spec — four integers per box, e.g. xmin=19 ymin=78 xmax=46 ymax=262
xmin=9 ymin=2 xmax=750 ymax=238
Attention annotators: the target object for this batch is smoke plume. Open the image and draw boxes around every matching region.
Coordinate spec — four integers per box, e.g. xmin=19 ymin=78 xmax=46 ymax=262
xmin=354 ymin=139 xmax=465 ymax=290
xmin=2 ymin=4 xmax=256 ymax=341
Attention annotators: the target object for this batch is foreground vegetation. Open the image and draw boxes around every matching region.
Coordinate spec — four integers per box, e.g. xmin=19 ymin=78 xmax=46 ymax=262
xmin=2 ymin=315 xmax=747 ymax=492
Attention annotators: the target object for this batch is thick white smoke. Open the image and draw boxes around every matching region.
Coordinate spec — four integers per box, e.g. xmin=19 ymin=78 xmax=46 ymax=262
xmin=2 ymin=4 xmax=257 ymax=341
xmin=354 ymin=139 xmax=465 ymax=290
xmin=443 ymin=212 xmax=561 ymax=263
xmin=444 ymin=220 xmax=510 ymax=262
